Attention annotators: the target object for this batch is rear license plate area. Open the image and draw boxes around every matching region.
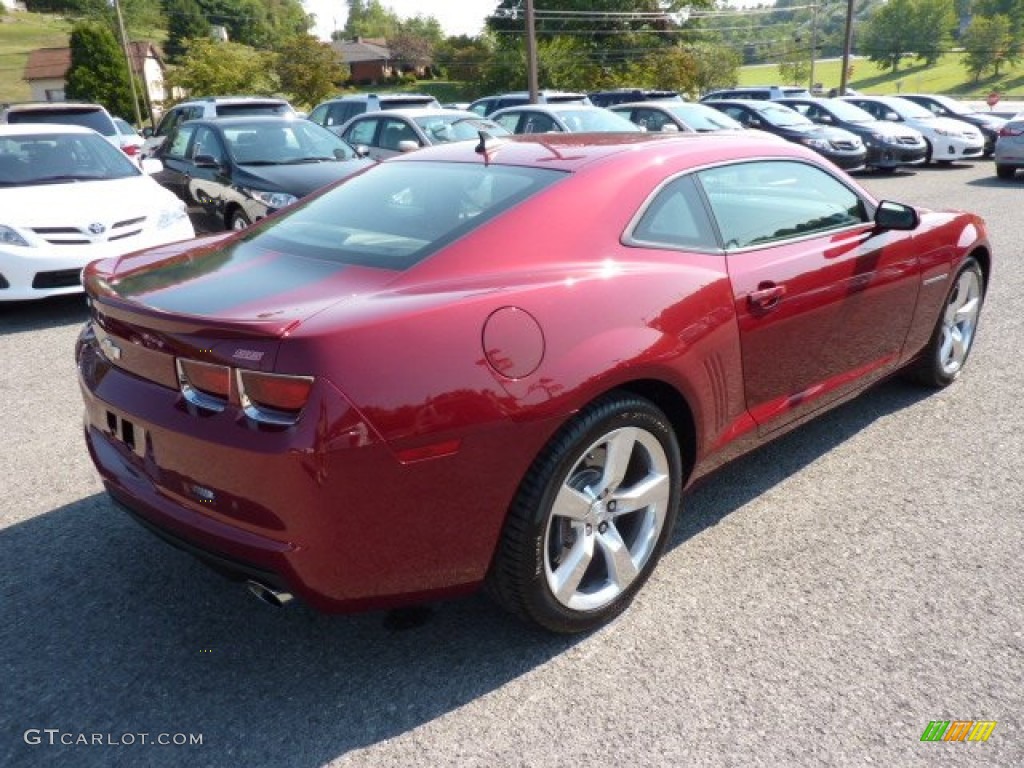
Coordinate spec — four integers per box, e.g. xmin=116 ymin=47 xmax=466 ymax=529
xmin=105 ymin=409 xmax=146 ymax=457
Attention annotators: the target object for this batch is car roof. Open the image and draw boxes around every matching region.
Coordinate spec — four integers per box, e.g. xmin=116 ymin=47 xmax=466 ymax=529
xmin=349 ymin=108 xmax=479 ymax=120
xmin=388 ymin=132 xmax=802 ymax=173
xmin=0 ymin=122 xmax=95 ymax=136
xmin=321 ymin=93 xmax=438 ymax=103
xmin=177 ymin=96 xmax=291 ymax=105
xmin=611 ymin=100 xmax=707 ymax=110
xmin=2 ymin=100 xmax=107 ymax=111
xmin=493 ymin=103 xmax=607 ymax=114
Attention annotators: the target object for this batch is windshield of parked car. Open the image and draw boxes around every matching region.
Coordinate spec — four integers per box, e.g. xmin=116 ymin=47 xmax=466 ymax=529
xmin=414 ymin=115 xmax=510 ymax=143
xmin=756 ymin=103 xmax=813 ymax=128
xmin=667 ymin=104 xmax=743 ymax=131
xmin=0 ymin=131 xmax=139 ymax=186
xmin=216 ymin=103 xmax=294 ymax=117
xmin=5 ymin=107 xmax=117 ymax=137
xmin=885 ymin=98 xmax=934 ymax=120
xmin=928 ymin=95 xmax=970 ymax=115
xmin=225 ymin=121 xmax=358 ymax=164
xmin=556 ymin=109 xmax=642 ymax=132
xmin=242 ymin=161 xmax=565 ymax=270
xmin=819 ymin=100 xmax=876 ymax=123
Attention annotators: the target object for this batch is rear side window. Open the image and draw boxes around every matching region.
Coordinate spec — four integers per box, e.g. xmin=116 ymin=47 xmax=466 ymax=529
xmin=629 ymin=175 xmax=718 ymax=251
xmin=380 ymin=98 xmax=439 ymax=110
xmin=246 ymin=161 xmax=566 ymax=270
xmin=7 ymin=108 xmax=115 ymax=136
xmin=696 ymin=160 xmax=867 ymax=249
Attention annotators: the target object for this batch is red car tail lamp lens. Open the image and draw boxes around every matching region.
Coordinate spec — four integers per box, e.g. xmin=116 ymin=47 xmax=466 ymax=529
xmin=999 ymin=125 xmax=1024 ymax=137
xmin=122 ymin=144 xmax=140 ymax=156
xmin=236 ymin=369 xmax=314 ymax=426
xmin=176 ymin=358 xmax=231 ymax=412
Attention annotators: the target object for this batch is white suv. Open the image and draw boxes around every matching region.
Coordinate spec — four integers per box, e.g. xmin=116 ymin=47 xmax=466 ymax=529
xmin=142 ymin=96 xmax=297 ymax=157
xmin=1 ymin=101 xmax=120 ymax=147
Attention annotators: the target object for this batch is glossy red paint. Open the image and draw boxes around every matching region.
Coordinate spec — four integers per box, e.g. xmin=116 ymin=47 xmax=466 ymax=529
xmin=77 ymin=133 xmax=991 ymax=614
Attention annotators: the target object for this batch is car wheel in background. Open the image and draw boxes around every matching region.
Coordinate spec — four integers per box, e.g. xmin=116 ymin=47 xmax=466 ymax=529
xmin=910 ymin=258 xmax=984 ymax=388
xmin=228 ymin=210 xmax=251 ymax=230
xmin=488 ymin=394 xmax=683 ymax=633
xmin=996 ymin=165 xmax=1016 ymax=180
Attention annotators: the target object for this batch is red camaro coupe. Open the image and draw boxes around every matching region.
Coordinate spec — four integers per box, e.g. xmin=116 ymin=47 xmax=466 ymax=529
xmin=77 ymin=133 xmax=989 ymax=633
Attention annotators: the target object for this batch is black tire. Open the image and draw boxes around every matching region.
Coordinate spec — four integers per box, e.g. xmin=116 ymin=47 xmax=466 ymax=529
xmin=996 ymin=165 xmax=1015 ymax=180
xmin=909 ymin=258 xmax=985 ymax=388
xmin=487 ymin=393 xmax=683 ymax=633
xmin=923 ymin=139 xmax=933 ymax=164
xmin=228 ymin=209 xmax=251 ymax=231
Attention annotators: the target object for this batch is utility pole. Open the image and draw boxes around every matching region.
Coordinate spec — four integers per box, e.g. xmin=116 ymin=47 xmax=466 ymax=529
xmin=526 ymin=0 xmax=539 ymax=103
xmin=809 ymin=3 xmax=818 ymax=91
xmin=839 ymin=0 xmax=855 ymax=96
xmin=112 ymin=0 xmax=144 ymax=127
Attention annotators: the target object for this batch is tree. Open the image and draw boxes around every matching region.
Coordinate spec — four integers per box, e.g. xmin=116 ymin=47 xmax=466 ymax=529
xmin=961 ymin=14 xmax=1013 ymax=80
xmin=389 ymin=31 xmax=434 ymax=73
xmin=164 ymin=0 xmax=209 ymax=63
xmin=65 ymin=21 xmax=140 ymax=119
xmin=688 ymin=41 xmax=741 ymax=95
xmin=973 ymin=0 xmax=1024 ymax=66
xmin=910 ymin=0 xmax=955 ymax=66
xmin=343 ymin=0 xmax=400 ymax=39
xmin=434 ymin=35 xmax=492 ymax=81
xmin=197 ymin=0 xmax=310 ymax=49
xmin=164 ymin=37 xmax=279 ymax=97
xmin=860 ymin=0 xmax=916 ymax=71
xmin=276 ymin=35 xmax=345 ymax=109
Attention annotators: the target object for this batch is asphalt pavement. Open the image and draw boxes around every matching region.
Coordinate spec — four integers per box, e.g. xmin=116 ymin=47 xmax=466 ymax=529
xmin=1 ymin=159 xmax=1021 ymax=767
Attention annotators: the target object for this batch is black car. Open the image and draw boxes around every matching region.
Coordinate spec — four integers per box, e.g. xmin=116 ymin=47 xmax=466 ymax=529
xmin=777 ymin=97 xmax=928 ymax=171
xmin=704 ymin=99 xmax=867 ymax=171
xmin=154 ymin=116 xmax=372 ymax=230
xmin=588 ymin=89 xmax=681 ymax=107
xmin=900 ymin=94 xmax=1006 ymax=156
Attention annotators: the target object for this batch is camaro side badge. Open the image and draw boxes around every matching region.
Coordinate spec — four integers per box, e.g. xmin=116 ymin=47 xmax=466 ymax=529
xmin=233 ymin=349 xmax=264 ymax=362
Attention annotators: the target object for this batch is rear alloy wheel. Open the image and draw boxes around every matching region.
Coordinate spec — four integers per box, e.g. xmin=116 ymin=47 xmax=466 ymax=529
xmin=911 ymin=258 xmax=984 ymax=388
xmin=229 ymin=210 xmax=251 ymax=230
xmin=488 ymin=394 xmax=682 ymax=633
xmin=996 ymin=165 xmax=1016 ymax=180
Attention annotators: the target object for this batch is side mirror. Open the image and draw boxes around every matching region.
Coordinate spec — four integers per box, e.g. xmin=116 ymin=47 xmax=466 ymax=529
xmin=193 ymin=154 xmax=221 ymax=168
xmin=818 ymin=114 xmax=833 ymax=124
xmin=142 ymin=127 xmax=154 ymax=138
xmin=874 ymin=200 xmax=919 ymax=230
xmin=353 ymin=144 xmax=370 ymax=158
xmin=885 ymin=111 xmax=900 ymax=121
xmin=397 ymin=140 xmax=420 ymax=153
xmin=660 ymin=123 xmax=680 ymax=133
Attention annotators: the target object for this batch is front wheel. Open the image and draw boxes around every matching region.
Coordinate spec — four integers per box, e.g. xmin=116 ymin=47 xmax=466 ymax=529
xmin=228 ymin=209 xmax=251 ymax=231
xmin=487 ymin=394 xmax=683 ymax=633
xmin=909 ymin=258 xmax=984 ymax=388
xmin=996 ymin=165 xmax=1015 ymax=180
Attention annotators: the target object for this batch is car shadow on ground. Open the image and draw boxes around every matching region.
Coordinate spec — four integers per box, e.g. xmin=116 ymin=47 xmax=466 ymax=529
xmin=0 ymin=379 xmax=931 ymax=768
xmin=968 ymin=175 xmax=1020 ymax=187
xmin=0 ymin=294 xmax=89 ymax=336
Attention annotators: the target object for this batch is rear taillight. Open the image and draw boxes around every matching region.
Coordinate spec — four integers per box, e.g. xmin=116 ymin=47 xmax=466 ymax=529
xmin=176 ymin=359 xmax=231 ymax=412
xmin=237 ymin=369 xmax=314 ymax=425
xmin=999 ymin=125 xmax=1024 ymax=137
xmin=122 ymin=144 xmax=140 ymax=156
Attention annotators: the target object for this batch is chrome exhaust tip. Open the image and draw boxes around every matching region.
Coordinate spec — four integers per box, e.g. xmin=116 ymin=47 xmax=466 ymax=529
xmin=246 ymin=579 xmax=294 ymax=607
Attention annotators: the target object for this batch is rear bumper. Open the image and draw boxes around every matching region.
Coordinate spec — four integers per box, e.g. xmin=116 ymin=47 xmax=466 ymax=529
xmin=77 ymin=329 xmax=542 ymax=612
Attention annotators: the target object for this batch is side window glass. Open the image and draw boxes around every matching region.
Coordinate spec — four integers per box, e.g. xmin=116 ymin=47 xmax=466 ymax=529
xmin=165 ymin=124 xmax=196 ymax=159
xmin=636 ymin=109 xmax=668 ymax=132
xmin=345 ymin=118 xmax=378 ymax=147
xmin=630 ymin=174 xmax=718 ymax=251
xmin=494 ymin=113 xmax=520 ymax=132
xmin=192 ymin=126 xmax=225 ymax=163
xmin=523 ymin=113 xmax=556 ymax=133
xmin=377 ymin=118 xmax=418 ymax=149
xmin=309 ymin=105 xmax=328 ymax=125
xmin=696 ymin=160 xmax=868 ymax=249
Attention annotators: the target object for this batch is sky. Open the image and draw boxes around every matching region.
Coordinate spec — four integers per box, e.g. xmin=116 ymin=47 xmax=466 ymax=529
xmin=305 ymin=0 xmax=498 ymax=42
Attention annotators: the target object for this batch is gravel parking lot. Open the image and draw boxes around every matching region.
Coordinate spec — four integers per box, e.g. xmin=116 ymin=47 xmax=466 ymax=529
xmin=1 ymin=159 xmax=1021 ymax=768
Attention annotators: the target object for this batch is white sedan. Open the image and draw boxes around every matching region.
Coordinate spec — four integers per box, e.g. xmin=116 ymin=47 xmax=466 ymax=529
xmin=0 ymin=123 xmax=195 ymax=301
xmin=840 ymin=95 xmax=985 ymax=164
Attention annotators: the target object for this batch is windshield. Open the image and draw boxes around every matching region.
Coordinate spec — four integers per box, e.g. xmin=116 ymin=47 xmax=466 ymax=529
xmin=216 ymin=103 xmax=294 ymax=117
xmin=668 ymin=104 xmax=743 ymax=131
xmin=757 ymin=104 xmax=813 ymax=128
xmin=6 ymin=107 xmax=116 ymax=137
xmin=886 ymin=98 xmax=934 ymax=119
xmin=0 ymin=131 xmax=139 ymax=186
xmin=226 ymin=121 xmax=357 ymax=164
xmin=244 ymin=161 xmax=565 ymax=270
xmin=927 ymin=95 xmax=969 ymax=115
xmin=557 ymin=109 xmax=641 ymax=132
xmin=414 ymin=115 xmax=510 ymax=143
xmin=819 ymin=100 xmax=875 ymax=123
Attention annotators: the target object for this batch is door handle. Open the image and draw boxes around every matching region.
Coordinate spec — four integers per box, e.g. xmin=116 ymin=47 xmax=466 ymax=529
xmin=748 ymin=282 xmax=786 ymax=311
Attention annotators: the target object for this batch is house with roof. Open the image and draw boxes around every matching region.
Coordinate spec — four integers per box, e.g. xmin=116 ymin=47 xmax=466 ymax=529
xmin=330 ymin=37 xmax=396 ymax=84
xmin=23 ymin=41 xmax=168 ymax=117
